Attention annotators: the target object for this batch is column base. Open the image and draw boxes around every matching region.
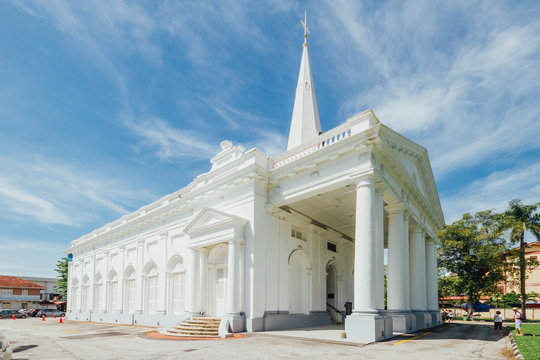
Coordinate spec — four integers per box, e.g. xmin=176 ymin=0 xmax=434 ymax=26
xmin=430 ymin=310 xmax=443 ymax=326
xmin=345 ymin=313 xmax=393 ymax=343
xmin=388 ymin=311 xmax=416 ymax=333
xmin=412 ymin=311 xmax=432 ymax=330
xmin=219 ymin=313 xmax=245 ymax=337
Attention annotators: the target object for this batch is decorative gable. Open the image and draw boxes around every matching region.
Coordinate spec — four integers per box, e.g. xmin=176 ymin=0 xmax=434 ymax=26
xmin=184 ymin=207 xmax=248 ymax=247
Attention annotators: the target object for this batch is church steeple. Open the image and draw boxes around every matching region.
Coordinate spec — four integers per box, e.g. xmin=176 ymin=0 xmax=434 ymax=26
xmin=287 ymin=12 xmax=322 ymax=151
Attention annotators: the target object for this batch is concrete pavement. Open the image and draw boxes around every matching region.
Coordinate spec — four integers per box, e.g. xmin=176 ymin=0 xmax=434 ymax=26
xmin=0 ymin=318 xmax=512 ymax=359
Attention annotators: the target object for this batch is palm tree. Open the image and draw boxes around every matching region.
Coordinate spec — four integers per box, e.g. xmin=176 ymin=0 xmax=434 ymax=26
xmin=501 ymin=199 xmax=540 ymax=318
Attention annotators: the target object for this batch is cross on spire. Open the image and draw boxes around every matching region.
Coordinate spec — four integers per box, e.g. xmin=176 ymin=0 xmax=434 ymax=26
xmin=301 ymin=11 xmax=310 ymax=44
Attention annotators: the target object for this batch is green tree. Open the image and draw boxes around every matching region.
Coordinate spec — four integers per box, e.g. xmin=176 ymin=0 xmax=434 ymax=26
xmin=500 ymin=199 xmax=540 ymax=318
xmin=54 ymin=257 xmax=68 ymax=300
xmin=500 ymin=291 xmax=521 ymax=308
xmin=438 ymin=211 xmax=507 ymax=320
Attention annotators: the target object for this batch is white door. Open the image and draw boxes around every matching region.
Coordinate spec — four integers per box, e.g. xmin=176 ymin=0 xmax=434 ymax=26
xmin=214 ymin=266 xmax=227 ymax=316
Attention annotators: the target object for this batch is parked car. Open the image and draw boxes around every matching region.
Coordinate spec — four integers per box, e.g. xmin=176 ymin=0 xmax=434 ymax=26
xmin=28 ymin=309 xmax=40 ymax=317
xmin=18 ymin=309 xmax=31 ymax=316
xmin=0 ymin=310 xmax=26 ymax=319
xmin=0 ymin=333 xmax=13 ymax=360
xmin=37 ymin=309 xmax=65 ymax=317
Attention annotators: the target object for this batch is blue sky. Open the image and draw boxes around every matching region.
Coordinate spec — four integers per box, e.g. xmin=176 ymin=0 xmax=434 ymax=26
xmin=1 ymin=1 xmax=539 ymax=277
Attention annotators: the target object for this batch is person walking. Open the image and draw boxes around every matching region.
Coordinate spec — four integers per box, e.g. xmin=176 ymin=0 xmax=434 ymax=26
xmin=513 ymin=308 xmax=524 ymax=336
xmin=493 ymin=311 xmax=503 ymax=335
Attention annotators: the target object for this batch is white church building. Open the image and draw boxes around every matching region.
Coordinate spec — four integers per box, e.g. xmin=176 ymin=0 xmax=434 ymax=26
xmin=65 ymin=26 xmax=445 ymax=343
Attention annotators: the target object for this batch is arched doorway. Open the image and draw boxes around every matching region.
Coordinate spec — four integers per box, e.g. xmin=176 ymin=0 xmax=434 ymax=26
xmin=326 ymin=263 xmax=337 ymax=310
xmin=288 ymin=249 xmax=311 ymax=314
xmin=208 ymin=244 xmax=228 ymax=317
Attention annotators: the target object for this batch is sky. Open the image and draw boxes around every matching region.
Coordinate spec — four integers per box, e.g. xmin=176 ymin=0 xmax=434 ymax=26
xmin=1 ymin=1 xmax=539 ymax=278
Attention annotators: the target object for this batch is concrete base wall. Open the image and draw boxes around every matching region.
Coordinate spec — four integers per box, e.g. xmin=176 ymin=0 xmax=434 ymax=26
xmin=65 ymin=311 xmax=190 ymax=328
xmin=412 ymin=311 xmax=433 ymax=330
xmin=389 ymin=312 xmax=416 ymax=333
xmin=345 ymin=313 xmax=393 ymax=343
xmin=261 ymin=311 xmax=331 ymax=331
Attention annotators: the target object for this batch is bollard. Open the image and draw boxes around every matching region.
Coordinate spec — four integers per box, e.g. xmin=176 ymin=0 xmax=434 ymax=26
xmin=42 ymin=315 xmax=45 ymax=321
xmin=53 ymin=314 xmax=56 ymax=319
xmin=59 ymin=317 xmax=63 ymax=324
xmin=12 ymin=315 xmax=15 ymax=319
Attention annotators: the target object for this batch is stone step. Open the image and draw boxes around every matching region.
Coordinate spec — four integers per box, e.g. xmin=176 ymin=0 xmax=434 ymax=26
xmin=162 ymin=316 xmax=222 ymax=338
xmin=173 ymin=325 xmax=219 ymax=331
xmin=182 ymin=321 xmax=220 ymax=327
xmin=161 ymin=330 xmax=219 ymax=338
xmin=192 ymin=317 xmax=221 ymax=322
xmin=167 ymin=328 xmax=219 ymax=335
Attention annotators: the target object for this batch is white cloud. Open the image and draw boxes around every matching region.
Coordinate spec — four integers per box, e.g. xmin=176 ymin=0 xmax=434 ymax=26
xmin=441 ymin=163 xmax=540 ymax=223
xmin=0 ymin=237 xmax=66 ymax=277
xmin=124 ymin=116 xmax=219 ymax=160
xmin=0 ymin=155 xmax=154 ymax=226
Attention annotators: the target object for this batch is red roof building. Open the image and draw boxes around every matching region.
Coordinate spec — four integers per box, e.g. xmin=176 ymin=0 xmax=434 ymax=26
xmin=0 ymin=275 xmax=45 ymax=310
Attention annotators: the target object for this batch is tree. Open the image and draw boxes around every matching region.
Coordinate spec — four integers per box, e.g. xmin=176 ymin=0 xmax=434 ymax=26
xmin=438 ymin=211 xmax=507 ymax=320
xmin=500 ymin=199 xmax=540 ymax=318
xmin=500 ymin=291 xmax=521 ymax=308
xmin=54 ymin=257 xmax=68 ymax=300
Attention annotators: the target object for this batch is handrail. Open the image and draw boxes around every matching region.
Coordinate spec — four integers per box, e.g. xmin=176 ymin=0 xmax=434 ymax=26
xmin=326 ymin=302 xmax=341 ymax=313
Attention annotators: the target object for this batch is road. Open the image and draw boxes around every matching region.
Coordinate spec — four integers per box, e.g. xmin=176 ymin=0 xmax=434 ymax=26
xmin=0 ymin=318 xmax=512 ymax=359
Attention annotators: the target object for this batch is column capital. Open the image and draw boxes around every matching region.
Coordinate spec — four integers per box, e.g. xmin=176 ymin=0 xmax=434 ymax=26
xmin=229 ymin=238 xmax=245 ymax=246
xmin=374 ymin=184 xmax=385 ymax=196
xmin=137 ymin=238 xmax=145 ymax=246
xmin=353 ymin=174 xmax=377 ymax=189
xmin=410 ymin=224 xmax=425 ymax=235
xmin=159 ymin=231 xmax=169 ymax=239
xmin=384 ymin=202 xmax=405 ymax=215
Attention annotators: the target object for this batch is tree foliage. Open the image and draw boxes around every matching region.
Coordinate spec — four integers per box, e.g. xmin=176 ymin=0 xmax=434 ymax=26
xmin=438 ymin=211 xmax=507 ymax=320
xmin=500 ymin=199 xmax=540 ymax=317
xmin=54 ymin=257 xmax=68 ymax=300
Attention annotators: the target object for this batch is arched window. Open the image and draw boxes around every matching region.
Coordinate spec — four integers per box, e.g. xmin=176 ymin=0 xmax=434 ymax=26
xmin=94 ymin=273 xmax=103 ymax=313
xmin=71 ymin=277 xmax=79 ymax=312
xmin=124 ymin=267 xmax=136 ymax=314
xmin=171 ymin=261 xmax=186 ymax=314
xmin=144 ymin=262 xmax=158 ymax=314
xmin=108 ymin=270 xmax=118 ymax=313
xmin=81 ymin=276 xmax=90 ymax=312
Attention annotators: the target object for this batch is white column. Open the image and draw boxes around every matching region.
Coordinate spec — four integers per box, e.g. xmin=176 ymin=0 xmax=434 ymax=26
xmin=386 ymin=203 xmax=408 ymax=311
xmin=157 ymin=232 xmax=168 ymax=314
xmin=135 ymin=239 xmax=144 ymax=314
xmin=409 ymin=226 xmax=427 ymax=311
xmin=187 ymin=248 xmax=200 ymax=314
xmin=403 ymin=214 xmax=411 ymax=311
xmin=88 ymin=254 xmax=95 ymax=313
xmin=199 ymin=249 xmax=207 ymax=314
xmin=227 ymin=239 xmax=239 ymax=314
xmin=374 ymin=186 xmax=385 ymax=311
xmin=117 ymin=245 xmax=125 ymax=313
xmin=352 ymin=176 xmax=377 ymax=314
xmin=425 ymin=238 xmax=438 ymax=311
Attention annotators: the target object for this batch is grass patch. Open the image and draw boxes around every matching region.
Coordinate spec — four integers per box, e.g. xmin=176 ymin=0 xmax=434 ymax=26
xmin=474 ymin=317 xmax=540 ymax=323
xmin=508 ymin=323 xmax=540 ymax=360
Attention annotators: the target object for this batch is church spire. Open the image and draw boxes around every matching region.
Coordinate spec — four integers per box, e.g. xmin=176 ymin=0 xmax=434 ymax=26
xmin=287 ymin=12 xmax=322 ymax=151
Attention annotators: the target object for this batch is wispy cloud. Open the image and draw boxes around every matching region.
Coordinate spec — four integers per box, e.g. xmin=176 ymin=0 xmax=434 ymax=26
xmin=0 ymin=237 xmax=67 ymax=277
xmin=441 ymin=162 xmax=540 ymax=223
xmin=0 ymin=155 xmax=154 ymax=226
xmin=124 ymin=116 xmax=219 ymax=161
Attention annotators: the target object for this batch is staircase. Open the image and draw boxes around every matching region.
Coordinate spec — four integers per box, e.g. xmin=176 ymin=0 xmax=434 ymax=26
xmin=162 ymin=317 xmax=221 ymax=337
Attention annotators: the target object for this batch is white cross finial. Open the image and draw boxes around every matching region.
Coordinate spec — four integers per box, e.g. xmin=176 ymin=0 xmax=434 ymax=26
xmin=301 ymin=10 xmax=310 ymax=44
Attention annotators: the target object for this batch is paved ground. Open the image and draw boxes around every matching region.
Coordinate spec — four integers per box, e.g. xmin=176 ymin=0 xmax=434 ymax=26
xmin=0 ymin=318 xmax=513 ymax=359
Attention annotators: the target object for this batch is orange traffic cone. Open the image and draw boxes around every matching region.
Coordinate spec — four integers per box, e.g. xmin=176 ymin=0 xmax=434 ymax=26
xmin=59 ymin=317 xmax=63 ymax=323
xmin=12 ymin=315 xmax=15 ymax=319
xmin=53 ymin=314 xmax=56 ymax=319
xmin=42 ymin=315 xmax=45 ymax=321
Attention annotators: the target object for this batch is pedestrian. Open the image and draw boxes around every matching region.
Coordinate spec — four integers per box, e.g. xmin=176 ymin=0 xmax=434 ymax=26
xmin=448 ymin=310 xmax=454 ymax=322
xmin=513 ymin=308 xmax=524 ymax=336
xmin=493 ymin=310 xmax=503 ymax=335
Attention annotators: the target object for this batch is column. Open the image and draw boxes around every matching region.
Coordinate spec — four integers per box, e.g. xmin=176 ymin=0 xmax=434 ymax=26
xmin=386 ymin=203 xmax=415 ymax=333
xmin=157 ymin=231 xmax=168 ymax=315
xmin=426 ymin=237 xmax=441 ymax=324
xmin=345 ymin=176 xmax=392 ymax=342
xmin=352 ymin=177 xmax=377 ymax=313
xmin=386 ymin=203 xmax=407 ymax=311
xmin=187 ymin=248 xmax=200 ymax=314
xmin=409 ymin=225 xmax=429 ymax=328
xmin=135 ymin=239 xmax=144 ymax=314
xmin=227 ymin=239 xmax=239 ymax=314
xmin=403 ymin=214 xmax=411 ymax=311
xmin=199 ymin=249 xmax=207 ymax=314
xmin=374 ymin=186 xmax=385 ymax=311
xmin=117 ymin=245 xmax=125 ymax=314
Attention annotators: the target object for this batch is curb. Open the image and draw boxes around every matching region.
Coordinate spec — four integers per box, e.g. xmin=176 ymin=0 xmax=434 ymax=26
xmin=508 ymin=333 xmax=524 ymax=360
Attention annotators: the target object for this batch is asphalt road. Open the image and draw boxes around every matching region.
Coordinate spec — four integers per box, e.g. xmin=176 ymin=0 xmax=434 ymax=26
xmin=0 ymin=318 xmax=512 ymax=359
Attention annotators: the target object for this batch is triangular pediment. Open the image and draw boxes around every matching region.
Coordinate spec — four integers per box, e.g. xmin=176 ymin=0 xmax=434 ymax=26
xmin=378 ymin=125 xmax=445 ymax=226
xmin=184 ymin=207 xmax=248 ymax=238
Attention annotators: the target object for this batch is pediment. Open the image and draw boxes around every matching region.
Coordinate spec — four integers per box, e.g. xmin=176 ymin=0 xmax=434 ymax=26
xmin=184 ymin=207 xmax=248 ymax=244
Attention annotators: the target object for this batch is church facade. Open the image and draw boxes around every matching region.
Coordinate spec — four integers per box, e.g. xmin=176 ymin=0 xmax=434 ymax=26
xmin=65 ymin=29 xmax=445 ymax=343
